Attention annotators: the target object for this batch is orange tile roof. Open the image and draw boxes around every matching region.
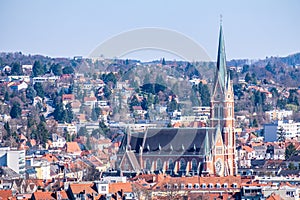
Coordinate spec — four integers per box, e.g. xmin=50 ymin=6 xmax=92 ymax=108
xmin=32 ymin=191 xmax=68 ymax=200
xmin=109 ymin=182 xmax=132 ymax=193
xmin=69 ymin=182 xmax=97 ymax=194
xmin=66 ymin=142 xmax=81 ymax=153
xmin=266 ymin=193 xmax=281 ymax=200
xmin=242 ymin=145 xmax=254 ymax=153
xmin=42 ymin=154 xmax=59 ymax=162
xmin=0 ymin=190 xmax=13 ymax=200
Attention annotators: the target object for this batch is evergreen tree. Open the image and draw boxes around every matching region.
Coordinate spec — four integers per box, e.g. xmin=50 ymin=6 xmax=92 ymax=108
xmin=11 ymin=62 xmax=23 ymax=75
xmin=53 ymin=102 xmax=66 ymax=122
xmin=50 ymin=63 xmax=62 ymax=76
xmin=10 ymin=102 xmax=22 ymax=119
xmin=4 ymin=122 xmax=11 ymax=139
xmin=65 ymin=103 xmax=73 ymax=123
xmin=62 ymin=66 xmax=74 ymax=74
xmin=37 ymin=121 xmax=49 ymax=146
xmin=26 ymin=86 xmax=36 ymax=102
xmin=32 ymin=61 xmax=45 ymax=77
xmin=285 ymin=143 xmax=297 ymax=160
xmin=198 ymin=82 xmax=210 ymax=106
xmin=34 ymin=82 xmax=44 ymax=98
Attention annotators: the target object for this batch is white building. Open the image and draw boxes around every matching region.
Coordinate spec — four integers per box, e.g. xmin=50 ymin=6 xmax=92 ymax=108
xmin=264 ymin=120 xmax=300 ymax=142
xmin=0 ymin=147 xmax=25 ymax=177
xmin=265 ymin=109 xmax=293 ymax=121
xmin=52 ymin=134 xmax=66 ymax=148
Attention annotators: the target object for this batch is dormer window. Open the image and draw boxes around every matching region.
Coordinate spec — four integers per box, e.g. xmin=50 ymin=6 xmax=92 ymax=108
xmin=223 ymin=183 xmax=228 ymax=188
xmin=201 ymin=183 xmax=206 ymax=188
xmin=232 ymin=183 xmax=237 ymax=188
xmin=208 ymin=183 xmax=213 ymax=188
xmin=187 ymin=183 xmax=192 ymax=189
xmin=216 ymin=183 xmax=221 ymax=188
xmin=195 ymin=184 xmax=200 ymax=189
xmin=180 ymin=183 xmax=185 ymax=189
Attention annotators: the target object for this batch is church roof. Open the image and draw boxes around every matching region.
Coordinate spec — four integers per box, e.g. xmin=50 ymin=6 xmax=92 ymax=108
xmin=120 ymin=128 xmax=216 ymax=156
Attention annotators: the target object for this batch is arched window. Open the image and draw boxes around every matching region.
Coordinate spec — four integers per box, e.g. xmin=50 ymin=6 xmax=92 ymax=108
xmin=168 ymin=159 xmax=174 ymax=170
xmin=192 ymin=158 xmax=198 ymax=172
xmin=180 ymin=158 xmax=186 ymax=171
xmin=145 ymin=159 xmax=151 ymax=170
xmin=214 ymin=105 xmax=219 ymax=119
xmin=156 ymin=158 xmax=162 ymax=170
xmin=219 ymin=105 xmax=223 ymax=118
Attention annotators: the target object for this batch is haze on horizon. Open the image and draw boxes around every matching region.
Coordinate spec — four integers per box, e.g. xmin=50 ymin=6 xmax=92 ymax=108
xmin=0 ymin=0 xmax=300 ymax=61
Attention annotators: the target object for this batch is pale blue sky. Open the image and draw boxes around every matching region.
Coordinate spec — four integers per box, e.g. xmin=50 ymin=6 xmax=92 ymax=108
xmin=0 ymin=0 xmax=299 ymax=61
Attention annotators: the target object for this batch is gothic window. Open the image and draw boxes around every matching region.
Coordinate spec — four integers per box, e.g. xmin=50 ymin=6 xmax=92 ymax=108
xmin=192 ymin=158 xmax=198 ymax=171
xmin=219 ymin=105 xmax=223 ymax=118
xmin=214 ymin=105 xmax=219 ymax=119
xmin=156 ymin=158 xmax=162 ymax=170
xmin=180 ymin=158 xmax=186 ymax=171
xmin=145 ymin=159 xmax=151 ymax=170
xmin=168 ymin=159 xmax=174 ymax=170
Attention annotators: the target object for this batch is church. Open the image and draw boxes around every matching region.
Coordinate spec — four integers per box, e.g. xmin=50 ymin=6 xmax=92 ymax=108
xmin=117 ymin=23 xmax=237 ymax=177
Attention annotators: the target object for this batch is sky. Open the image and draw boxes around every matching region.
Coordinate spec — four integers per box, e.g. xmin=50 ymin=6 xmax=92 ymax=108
xmin=1 ymin=0 xmax=300 ymax=61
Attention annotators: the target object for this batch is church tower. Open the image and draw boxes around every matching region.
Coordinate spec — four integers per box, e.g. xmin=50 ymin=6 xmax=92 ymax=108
xmin=210 ymin=22 xmax=236 ymax=176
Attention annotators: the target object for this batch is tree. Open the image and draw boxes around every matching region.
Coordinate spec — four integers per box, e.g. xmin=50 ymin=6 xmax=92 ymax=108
xmin=10 ymin=102 xmax=22 ymax=119
xmin=245 ymin=73 xmax=252 ymax=83
xmin=26 ymin=86 xmax=36 ymax=102
xmin=34 ymin=82 xmax=44 ymax=98
xmin=4 ymin=122 xmax=11 ymax=139
xmin=53 ymin=102 xmax=66 ymax=122
xmin=198 ymin=82 xmax=210 ymax=106
xmin=50 ymin=63 xmax=62 ymax=76
xmin=32 ymin=61 xmax=45 ymax=77
xmin=11 ymin=62 xmax=23 ymax=75
xmin=37 ymin=121 xmax=49 ymax=147
xmin=285 ymin=143 xmax=297 ymax=160
xmin=78 ymin=126 xmax=88 ymax=137
xmin=62 ymin=66 xmax=74 ymax=74
xmin=277 ymin=127 xmax=285 ymax=142
xmin=167 ymin=98 xmax=178 ymax=113
xmin=65 ymin=103 xmax=74 ymax=123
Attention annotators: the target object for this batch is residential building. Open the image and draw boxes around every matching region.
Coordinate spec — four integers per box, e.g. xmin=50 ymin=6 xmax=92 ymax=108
xmin=0 ymin=147 xmax=26 ymax=177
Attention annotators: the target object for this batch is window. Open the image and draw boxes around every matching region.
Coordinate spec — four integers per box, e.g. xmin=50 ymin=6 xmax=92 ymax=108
xmin=216 ymin=183 xmax=221 ymax=188
xmin=145 ymin=159 xmax=151 ymax=170
xmin=216 ymin=147 xmax=222 ymax=154
xmin=223 ymin=183 xmax=228 ymax=188
xmin=156 ymin=158 xmax=162 ymax=170
xmin=168 ymin=159 xmax=174 ymax=170
xmin=180 ymin=158 xmax=186 ymax=171
xmin=192 ymin=158 xmax=198 ymax=171
xmin=188 ymin=183 xmax=192 ymax=189
xmin=202 ymin=184 xmax=206 ymax=188
xmin=101 ymin=186 xmax=106 ymax=191
xmin=195 ymin=184 xmax=200 ymax=189
xmin=208 ymin=183 xmax=213 ymax=188
xmin=180 ymin=183 xmax=185 ymax=189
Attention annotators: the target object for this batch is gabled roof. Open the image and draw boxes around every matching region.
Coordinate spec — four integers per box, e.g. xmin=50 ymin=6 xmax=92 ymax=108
xmin=31 ymin=191 xmax=68 ymax=200
xmin=66 ymin=142 xmax=81 ymax=153
xmin=0 ymin=190 xmax=13 ymax=200
xmin=109 ymin=182 xmax=132 ymax=193
xmin=69 ymin=182 xmax=97 ymax=195
xmin=119 ymin=128 xmax=215 ymax=156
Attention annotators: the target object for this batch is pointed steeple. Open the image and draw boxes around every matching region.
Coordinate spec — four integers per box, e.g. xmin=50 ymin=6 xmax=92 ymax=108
xmin=214 ymin=21 xmax=227 ymax=92
xmin=203 ymin=130 xmax=211 ymax=156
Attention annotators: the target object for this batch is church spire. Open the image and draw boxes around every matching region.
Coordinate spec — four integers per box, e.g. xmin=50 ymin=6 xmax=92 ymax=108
xmin=214 ymin=20 xmax=227 ymax=91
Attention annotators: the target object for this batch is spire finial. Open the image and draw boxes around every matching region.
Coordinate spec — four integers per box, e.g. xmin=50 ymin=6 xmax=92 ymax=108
xmin=220 ymin=14 xmax=223 ymax=25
